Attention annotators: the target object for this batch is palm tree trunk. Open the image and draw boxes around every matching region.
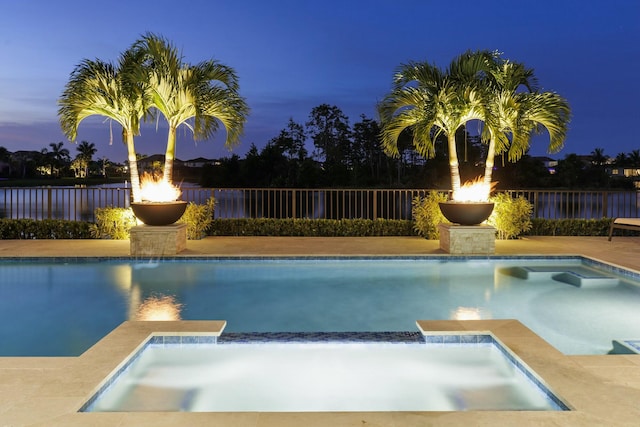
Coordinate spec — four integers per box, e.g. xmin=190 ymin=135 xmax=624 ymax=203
xmin=448 ymin=132 xmax=461 ymax=199
xmin=125 ymin=131 xmax=142 ymax=203
xmin=163 ymin=126 xmax=177 ymax=185
xmin=483 ymin=131 xmax=496 ymax=187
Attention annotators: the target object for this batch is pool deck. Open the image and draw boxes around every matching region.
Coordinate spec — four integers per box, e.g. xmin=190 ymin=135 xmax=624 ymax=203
xmin=1 ymin=236 xmax=640 ymax=426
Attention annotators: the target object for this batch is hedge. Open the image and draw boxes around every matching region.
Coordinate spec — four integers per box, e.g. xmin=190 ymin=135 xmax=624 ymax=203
xmin=526 ymin=218 xmax=614 ymax=236
xmin=0 ymin=219 xmax=93 ymax=239
xmin=0 ymin=217 xmax=634 ymax=239
xmin=208 ymin=218 xmax=416 ymax=237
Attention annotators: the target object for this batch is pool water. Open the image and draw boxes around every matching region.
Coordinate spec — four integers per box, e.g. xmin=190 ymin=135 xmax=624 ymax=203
xmin=83 ymin=334 xmax=568 ymax=412
xmin=1 ymin=256 xmax=639 ymax=356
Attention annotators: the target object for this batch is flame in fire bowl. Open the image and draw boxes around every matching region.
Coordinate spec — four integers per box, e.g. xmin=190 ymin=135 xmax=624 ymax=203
xmin=131 ymin=173 xmax=186 ymax=225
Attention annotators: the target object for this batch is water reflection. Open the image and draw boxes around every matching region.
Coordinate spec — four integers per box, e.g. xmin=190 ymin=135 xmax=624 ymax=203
xmin=451 ymin=306 xmax=492 ymax=320
xmin=135 ymin=295 xmax=182 ymax=321
xmin=108 ymin=263 xmax=186 ymax=321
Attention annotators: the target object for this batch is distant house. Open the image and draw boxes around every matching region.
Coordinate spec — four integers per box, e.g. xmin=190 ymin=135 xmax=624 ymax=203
xmin=607 ymin=166 xmax=640 ymax=188
xmin=575 ymin=155 xmax=596 ymax=166
xmin=183 ymin=157 xmax=217 ymax=168
xmin=136 ymin=154 xmax=185 ymax=173
xmin=608 ymin=167 xmax=640 ymax=178
xmin=531 ymin=156 xmax=558 ymax=174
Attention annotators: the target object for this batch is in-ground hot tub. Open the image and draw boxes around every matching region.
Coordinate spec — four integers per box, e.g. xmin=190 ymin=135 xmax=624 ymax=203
xmin=81 ymin=332 xmax=568 ymax=412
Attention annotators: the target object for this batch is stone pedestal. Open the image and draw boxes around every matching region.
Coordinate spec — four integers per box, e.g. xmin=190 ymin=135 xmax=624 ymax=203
xmin=130 ymin=223 xmax=187 ymax=256
xmin=438 ymin=223 xmax=495 ymax=254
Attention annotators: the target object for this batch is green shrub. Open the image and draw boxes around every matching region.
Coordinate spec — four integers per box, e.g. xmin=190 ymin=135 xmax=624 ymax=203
xmin=527 ymin=218 xmax=613 ymax=236
xmin=411 ymin=191 xmax=448 ymax=239
xmin=488 ymin=193 xmax=533 ymax=239
xmin=92 ymin=198 xmax=217 ymax=240
xmin=0 ymin=219 xmax=93 ymax=239
xmin=208 ymin=218 xmax=415 ymax=236
xmin=412 ymin=191 xmax=534 ymax=240
xmin=90 ymin=206 xmax=137 ymax=239
xmin=178 ymin=197 xmax=216 ymax=240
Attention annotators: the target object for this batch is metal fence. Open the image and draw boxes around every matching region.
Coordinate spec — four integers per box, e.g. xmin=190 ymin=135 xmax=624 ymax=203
xmin=0 ymin=187 xmax=130 ymax=222
xmin=192 ymin=188 xmax=430 ymax=220
xmin=504 ymin=190 xmax=640 ymax=220
xmin=0 ymin=187 xmax=638 ymax=222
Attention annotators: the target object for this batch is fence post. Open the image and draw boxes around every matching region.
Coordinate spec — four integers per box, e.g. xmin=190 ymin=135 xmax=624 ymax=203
xmin=373 ymin=190 xmax=378 ymax=220
xmin=602 ymin=191 xmax=608 ymax=218
xmin=292 ymin=189 xmax=296 ymax=218
xmin=47 ymin=188 xmax=52 ymax=220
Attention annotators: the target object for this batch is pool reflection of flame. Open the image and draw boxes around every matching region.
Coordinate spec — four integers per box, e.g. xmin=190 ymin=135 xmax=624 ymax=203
xmin=451 ymin=306 xmax=492 ymax=321
xmin=135 ymin=295 xmax=183 ymax=321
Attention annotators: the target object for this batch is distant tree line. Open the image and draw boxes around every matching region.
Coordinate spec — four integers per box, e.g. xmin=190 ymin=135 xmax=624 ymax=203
xmin=200 ymin=104 xmax=639 ymax=190
xmin=1 ymin=104 xmax=638 ymax=190
xmin=201 ymin=104 xmax=406 ymax=188
xmin=0 ymin=141 xmax=121 ymax=180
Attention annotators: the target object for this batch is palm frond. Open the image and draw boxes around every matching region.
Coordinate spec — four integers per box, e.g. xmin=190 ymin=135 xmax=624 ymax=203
xmin=133 ymin=33 xmax=249 ymax=149
xmin=58 ymin=55 xmax=147 ymax=142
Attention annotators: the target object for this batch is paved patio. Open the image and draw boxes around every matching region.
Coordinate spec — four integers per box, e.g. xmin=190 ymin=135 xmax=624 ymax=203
xmin=0 ymin=236 xmax=639 ymax=426
xmin=2 ymin=235 xmax=639 ymax=271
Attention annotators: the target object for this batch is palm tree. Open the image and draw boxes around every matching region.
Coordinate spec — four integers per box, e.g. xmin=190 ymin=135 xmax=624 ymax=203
xmin=478 ymin=59 xmax=536 ymax=186
xmin=58 ymin=47 xmax=150 ymax=202
xmin=378 ymin=51 xmax=488 ymax=198
xmin=44 ymin=142 xmax=70 ymax=177
xmin=77 ymin=140 xmax=97 ymax=161
xmin=133 ymin=33 xmax=249 ymax=185
xmin=481 ymin=58 xmax=571 ymax=187
xmin=76 ymin=140 xmax=97 ymax=177
xmin=590 ymin=148 xmax=607 ymax=166
xmin=380 ymin=51 xmax=571 ymax=200
xmin=614 ymin=152 xmax=628 ymax=166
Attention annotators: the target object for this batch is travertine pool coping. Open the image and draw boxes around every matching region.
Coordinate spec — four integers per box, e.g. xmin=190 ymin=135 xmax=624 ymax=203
xmin=2 ymin=319 xmax=640 ymax=426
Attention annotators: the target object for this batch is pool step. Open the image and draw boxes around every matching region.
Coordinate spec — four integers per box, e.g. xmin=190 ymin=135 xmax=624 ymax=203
xmin=610 ymin=340 xmax=640 ymax=354
xmin=498 ymin=266 xmax=619 ymax=288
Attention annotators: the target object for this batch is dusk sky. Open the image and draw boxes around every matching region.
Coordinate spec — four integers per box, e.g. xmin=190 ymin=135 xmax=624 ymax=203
xmin=0 ymin=0 xmax=638 ymax=164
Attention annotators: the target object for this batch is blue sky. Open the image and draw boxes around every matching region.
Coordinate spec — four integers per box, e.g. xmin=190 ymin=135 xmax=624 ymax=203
xmin=0 ymin=0 xmax=638 ymax=164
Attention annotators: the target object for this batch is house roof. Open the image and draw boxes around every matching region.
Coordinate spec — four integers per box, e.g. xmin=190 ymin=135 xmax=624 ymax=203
xmin=138 ymin=154 xmax=184 ymax=163
xmin=184 ymin=157 xmax=215 ymax=163
xmin=531 ymin=156 xmax=557 ymax=162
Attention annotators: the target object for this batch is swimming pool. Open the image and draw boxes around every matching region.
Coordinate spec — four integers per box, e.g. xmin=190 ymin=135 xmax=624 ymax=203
xmin=82 ymin=332 xmax=569 ymax=412
xmin=1 ymin=256 xmax=639 ymax=356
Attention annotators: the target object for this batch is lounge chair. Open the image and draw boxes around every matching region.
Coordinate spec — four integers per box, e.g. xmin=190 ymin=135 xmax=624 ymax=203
xmin=608 ymin=218 xmax=640 ymax=241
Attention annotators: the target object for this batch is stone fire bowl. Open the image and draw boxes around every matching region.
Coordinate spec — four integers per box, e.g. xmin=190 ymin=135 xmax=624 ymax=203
xmin=131 ymin=201 xmax=188 ymax=226
xmin=439 ymin=201 xmax=494 ymax=226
